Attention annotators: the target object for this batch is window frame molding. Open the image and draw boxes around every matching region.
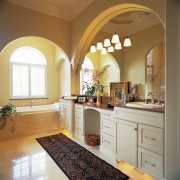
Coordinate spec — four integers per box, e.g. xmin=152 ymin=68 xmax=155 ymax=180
xmin=10 ymin=56 xmax=47 ymax=99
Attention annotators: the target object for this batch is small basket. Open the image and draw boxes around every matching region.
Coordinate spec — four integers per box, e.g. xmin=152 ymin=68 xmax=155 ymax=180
xmin=84 ymin=134 xmax=100 ymax=146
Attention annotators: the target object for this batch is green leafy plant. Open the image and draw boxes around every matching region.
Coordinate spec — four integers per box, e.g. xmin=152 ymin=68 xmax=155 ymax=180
xmin=0 ymin=103 xmax=17 ymax=130
xmin=82 ymin=81 xmax=95 ymax=96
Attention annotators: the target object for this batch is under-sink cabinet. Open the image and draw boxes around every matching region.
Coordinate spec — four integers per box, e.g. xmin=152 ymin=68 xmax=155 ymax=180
xmin=74 ymin=104 xmax=84 ymax=141
xmin=114 ymin=119 xmax=138 ymax=167
xmin=114 ymin=107 xmax=164 ymax=180
xmin=100 ymin=109 xmax=114 ymax=155
xmin=59 ymin=99 xmax=74 ymax=132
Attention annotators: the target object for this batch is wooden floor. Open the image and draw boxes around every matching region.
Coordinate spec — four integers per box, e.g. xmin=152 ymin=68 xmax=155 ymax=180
xmin=0 ymin=130 xmax=154 ymax=180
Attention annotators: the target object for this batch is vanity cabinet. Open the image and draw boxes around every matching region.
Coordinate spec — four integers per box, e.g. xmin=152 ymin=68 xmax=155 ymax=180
xmin=114 ymin=107 xmax=164 ymax=180
xmin=100 ymin=109 xmax=114 ymax=155
xmin=114 ymin=119 xmax=138 ymax=167
xmin=74 ymin=104 xmax=84 ymax=141
xmin=59 ymin=99 xmax=74 ymax=132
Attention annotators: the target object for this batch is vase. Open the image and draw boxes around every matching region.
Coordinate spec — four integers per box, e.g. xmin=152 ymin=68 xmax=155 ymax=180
xmin=96 ymin=91 xmax=101 ymax=107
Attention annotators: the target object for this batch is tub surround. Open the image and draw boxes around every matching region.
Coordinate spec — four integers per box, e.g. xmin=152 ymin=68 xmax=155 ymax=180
xmin=0 ymin=106 xmax=59 ymax=141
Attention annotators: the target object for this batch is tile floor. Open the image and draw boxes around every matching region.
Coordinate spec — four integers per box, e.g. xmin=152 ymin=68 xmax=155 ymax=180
xmin=0 ymin=130 xmax=153 ymax=180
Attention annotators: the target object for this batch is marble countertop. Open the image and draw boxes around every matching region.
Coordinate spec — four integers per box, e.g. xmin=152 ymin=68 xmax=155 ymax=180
xmin=75 ymin=102 xmax=164 ymax=113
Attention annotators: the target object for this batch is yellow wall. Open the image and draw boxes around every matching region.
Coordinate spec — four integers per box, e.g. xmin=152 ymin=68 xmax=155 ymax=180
xmin=0 ymin=37 xmax=60 ymax=106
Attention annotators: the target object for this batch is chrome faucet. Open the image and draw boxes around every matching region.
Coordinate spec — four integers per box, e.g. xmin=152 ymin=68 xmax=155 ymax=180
xmin=148 ymin=92 xmax=155 ymax=104
xmin=30 ymin=100 xmax=34 ymax=107
xmin=157 ymin=92 xmax=165 ymax=105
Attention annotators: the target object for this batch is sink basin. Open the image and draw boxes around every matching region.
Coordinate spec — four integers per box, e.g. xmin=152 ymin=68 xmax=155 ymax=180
xmin=63 ymin=96 xmax=77 ymax=100
xmin=126 ymin=102 xmax=164 ymax=109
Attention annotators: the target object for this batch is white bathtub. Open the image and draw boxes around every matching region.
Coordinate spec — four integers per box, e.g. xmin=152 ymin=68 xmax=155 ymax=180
xmin=16 ymin=102 xmax=59 ymax=114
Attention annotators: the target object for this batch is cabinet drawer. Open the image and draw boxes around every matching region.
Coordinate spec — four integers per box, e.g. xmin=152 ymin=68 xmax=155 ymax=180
xmin=75 ymin=123 xmax=84 ymax=135
xmin=138 ymin=147 xmax=163 ymax=180
xmin=75 ymin=104 xmax=84 ymax=113
xmin=101 ymin=133 xmax=114 ymax=151
xmin=75 ymin=112 xmax=83 ymax=124
xmin=101 ymin=110 xmax=114 ymax=121
xmin=101 ymin=119 xmax=114 ymax=136
xmin=138 ymin=124 xmax=163 ymax=155
xmin=114 ymin=107 xmax=164 ymax=128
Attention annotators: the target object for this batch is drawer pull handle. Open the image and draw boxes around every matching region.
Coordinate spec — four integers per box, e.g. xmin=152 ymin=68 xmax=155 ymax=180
xmin=145 ymin=161 xmax=155 ymax=167
xmin=104 ymin=114 xmax=110 ymax=116
xmin=104 ymin=126 xmax=110 ymax=129
xmin=105 ymin=140 xmax=110 ymax=143
xmin=145 ymin=136 xmax=156 ymax=141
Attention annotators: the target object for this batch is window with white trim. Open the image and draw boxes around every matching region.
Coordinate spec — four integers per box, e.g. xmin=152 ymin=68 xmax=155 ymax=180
xmin=10 ymin=47 xmax=47 ymax=99
xmin=80 ymin=57 xmax=94 ymax=94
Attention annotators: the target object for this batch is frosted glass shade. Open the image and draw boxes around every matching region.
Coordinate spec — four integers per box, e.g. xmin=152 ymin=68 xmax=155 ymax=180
xmin=123 ymin=37 xmax=132 ymax=47
xmin=101 ymin=48 xmax=107 ymax=54
xmin=107 ymin=46 xmax=114 ymax=52
xmin=111 ymin=33 xmax=120 ymax=44
xmin=114 ymin=42 xmax=122 ymax=50
xmin=103 ymin=38 xmax=111 ymax=47
xmin=96 ymin=41 xmax=103 ymax=50
xmin=90 ymin=44 xmax=96 ymax=52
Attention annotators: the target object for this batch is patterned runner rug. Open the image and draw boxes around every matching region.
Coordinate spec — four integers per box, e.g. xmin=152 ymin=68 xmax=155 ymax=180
xmin=36 ymin=133 xmax=129 ymax=180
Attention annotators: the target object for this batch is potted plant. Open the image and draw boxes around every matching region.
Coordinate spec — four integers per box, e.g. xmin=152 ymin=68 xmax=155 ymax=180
xmin=82 ymin=81 xmax=95 ymax=96
xmin=0 ymin=103 xmax=17 ymax=130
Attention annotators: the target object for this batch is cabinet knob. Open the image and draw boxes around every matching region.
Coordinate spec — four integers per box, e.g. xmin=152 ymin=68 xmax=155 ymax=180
xmin=133 ymin=128 xmax=138 ymax=131
xmin=145 ymin=136 xmax=156 ymax=141
xmin=145 ymin=160 xmax=156 ymax=167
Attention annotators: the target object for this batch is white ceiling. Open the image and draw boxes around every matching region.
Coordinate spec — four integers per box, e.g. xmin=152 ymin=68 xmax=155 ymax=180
xmin=5 ymin=0 xmax=161 ymax=36
xmin=5 ymin=0 xmax=94 ymax=21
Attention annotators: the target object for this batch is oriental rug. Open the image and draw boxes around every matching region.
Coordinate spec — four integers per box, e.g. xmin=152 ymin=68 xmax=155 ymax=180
xmin=36 ymin=133 xmax=129 ymax=180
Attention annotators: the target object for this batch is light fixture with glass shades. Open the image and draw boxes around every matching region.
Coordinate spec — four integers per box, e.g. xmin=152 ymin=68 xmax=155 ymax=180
xmin=103 ymin=38 xmax=111 ymax=47
xmin=90 ymin=33 xmax=132 ymax=54
xmin=111 ymin=33 xmax=120 ymax=44
xmin=96 ymin=41 xmax=103 ymax=50
xmin=101 ymin=47 xmax=107 ymax=55
xmin=90 ymin=44 xmax=96 ymax=52
xmin=123 ymin=37 xmax=132 ymax=47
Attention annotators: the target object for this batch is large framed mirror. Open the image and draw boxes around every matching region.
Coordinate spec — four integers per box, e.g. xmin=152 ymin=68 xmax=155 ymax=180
xmin=145 ymin=42 xmax=165 ymax=100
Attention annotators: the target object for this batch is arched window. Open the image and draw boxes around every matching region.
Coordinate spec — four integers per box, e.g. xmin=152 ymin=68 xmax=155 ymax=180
xmin=10 ymin=46 xmax=47 ymax=99
xmin=80 ymin=57 xmax=94 ymax=94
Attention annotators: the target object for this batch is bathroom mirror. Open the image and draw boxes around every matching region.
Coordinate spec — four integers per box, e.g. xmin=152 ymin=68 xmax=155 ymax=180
xmin=145 ymin=42 xmax=165 ymax=99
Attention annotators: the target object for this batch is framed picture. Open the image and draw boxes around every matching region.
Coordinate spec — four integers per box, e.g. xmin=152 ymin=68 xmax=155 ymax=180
xmin=110 ymin=81 xmax=129 ymax=104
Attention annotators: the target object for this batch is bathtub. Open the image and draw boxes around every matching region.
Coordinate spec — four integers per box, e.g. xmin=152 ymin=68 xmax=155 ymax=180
xmin=16 ymin=102 xmax=59 ymax=114
xmin=0 ymin=103 xmax=60 ymax=141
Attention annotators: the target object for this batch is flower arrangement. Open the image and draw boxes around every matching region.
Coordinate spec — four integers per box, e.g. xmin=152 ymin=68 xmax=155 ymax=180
xmin=92 ymin=69 xmax=105 ymax=95
xmin=82 ymin=68 xmax=106 ymax=96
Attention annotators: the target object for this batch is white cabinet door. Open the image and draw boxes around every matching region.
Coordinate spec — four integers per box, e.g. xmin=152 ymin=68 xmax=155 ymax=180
xmin=114 ymin=119 xmax=138 ymax=167
xmin=65 ymin=107 xmax=72 ymax=132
